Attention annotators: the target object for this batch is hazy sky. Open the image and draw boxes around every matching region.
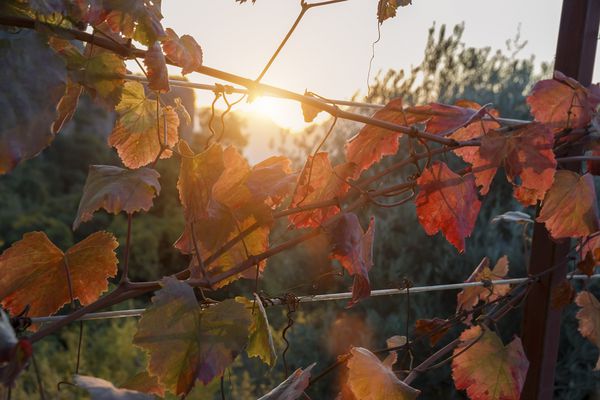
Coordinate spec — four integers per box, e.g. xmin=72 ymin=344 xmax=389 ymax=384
xmin=154 ymin=0 xmax=597 ymax=130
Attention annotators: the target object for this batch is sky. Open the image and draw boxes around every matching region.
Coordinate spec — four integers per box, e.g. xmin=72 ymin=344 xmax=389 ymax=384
xmin=153 ymin=0 xmax=598 ymax=131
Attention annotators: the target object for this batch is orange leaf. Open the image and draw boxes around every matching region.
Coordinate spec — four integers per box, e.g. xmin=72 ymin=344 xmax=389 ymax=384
xmin=537 ymin=171 xmax=599 ymax=239
xmin=409 ymin=101 xmax=488 ymax=137
xmin=575 ymin=291 xmax=600 ymax=370
xmin=550 ymin=280 xmax=575 ymax=310
xmin=289 ymin=152 xmax=357 ymax=228
xmin=346 ymin=98 xmax=425 ymax=177
xmin=52 ymin=80 xmax=83 ymax=134
xmin=456 ymin=256 xmax=510 ymax=324
xmin=344 ymin=347 xmax=420 ymax=399
xmin=258 ymin=364 xmax=314 ymax=399
xmin=0 ymin=231 xmax=118 ymax=318
xmin=452 ymin=326 xmax=528 ymax=400
xmin=527 ymin=71 xmax=600 ymax=133
xmin=109 ymin=82 xmax=180 ymax=169
xmin=415 ymin=162 xmax=481 ymax=252
xmin=144 ymin=41 xmax=170 ymax=93
xmin=328 ymin=214 xmax=376 ymax=307
xmin=162 ymin=28 xmax=203 ymax=75
xmin=74 ymin=165 xmax=161 ymax=229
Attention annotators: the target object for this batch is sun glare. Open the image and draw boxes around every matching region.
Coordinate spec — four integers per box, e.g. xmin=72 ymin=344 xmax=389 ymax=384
xmin=239 ymin=96 xmax=326 ymax=132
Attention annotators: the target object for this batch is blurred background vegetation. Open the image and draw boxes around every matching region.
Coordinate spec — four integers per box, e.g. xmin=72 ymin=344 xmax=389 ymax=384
xmin=2 ymin=23 xmax=600 ymax=399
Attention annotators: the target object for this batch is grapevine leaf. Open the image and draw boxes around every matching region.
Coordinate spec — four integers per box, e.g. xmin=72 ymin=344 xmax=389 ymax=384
xmin=345 ymin=347 xmax=420 ymax=399
xmin=109 ymin=82 xmax=180 ymax=169
xmin=346 ymin=98 xmax=424 ymax=177
xmin=575 ymin=291 xmax=600 ymax=370
xmin=258 ymin=364 xmax=315 ymax=400
xmin=527 ymin=71 xmax=600 ymax=133
xmin=0 ymin=31 xmax=66 ymax=174
xmin=162 ymin=28 xmax=203 ymax=75
xmin=456 ymin=256 xmax=510 ymax=324
xmin=581 ymin=233 xmax=600 ymax=265
xmin=328 ymin=214 xmax=376 ymax=307
xmin=377 ymin=0 xmax=411 ymax=24
xmin=82 ymin=52 xmax=127 ymax=109
xmin=133 ymin=278 xmax=251 ymax=396
xmin=74 ymin=165 xmax=161 ymax=229
xmin=414 ymin=318 xmax=450 ymax=346
xmin=452 ymin=326 xmax=528 ymax=400
xmin=52 ymin=80 xmax=83 ymax=134
xmin=386 ymin=335 xmax=407 ymax=349
xmin=74 ymin=375 xmax=154 ymax=400
xmin=301 ymin=91 xmax=322 ymax=123
xmin=104 ymin=0 xmax=166 ymax=46
xmin=415 ymin=162 xmax=481 ymax=252
xmin=550 ymin=280 xmax=575 ymax=309
xmin=289 ymin=152 xmax=357 ymax=228
xmin=0 ymin=231 xmax=118 ymax=318
xmin=577 ymin=251 xmax=596 ymax=276
xmin=120 ymin=371 xmax=165 ymax=397
xmin=235 ymin=294 xmax=277 ymax=367
xmin=409 ymin=101 xmax=488 ymax=137
xmin=537 ymin=171 xmax=599 ymax=239
xmin=144 ymin=41 xmax=170 ymax=93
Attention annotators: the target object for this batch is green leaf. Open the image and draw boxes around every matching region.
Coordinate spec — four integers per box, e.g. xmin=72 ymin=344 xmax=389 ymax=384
xmin=74 ymin=165 xmax=161 ymax=229
xmin=74 ymin=375 xmax=155 ymax=400
xmin=258 ymin=364 xmax=315 ymax=400
xmin=133 ymin=278 xmax=252 ymax=396
xmin=236 ymin=294 xmax=277 ymax=367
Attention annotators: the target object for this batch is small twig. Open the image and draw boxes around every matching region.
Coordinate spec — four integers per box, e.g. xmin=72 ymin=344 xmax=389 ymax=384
xmin=120 ymin=213 xmax=133 ymax=284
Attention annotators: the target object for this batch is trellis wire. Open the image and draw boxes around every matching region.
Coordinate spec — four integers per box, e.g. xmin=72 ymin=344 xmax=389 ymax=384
xmin=124 ymin=74 xmax=529 ymax=126
xmin=30 ymin=274 xmax=600 ymax=324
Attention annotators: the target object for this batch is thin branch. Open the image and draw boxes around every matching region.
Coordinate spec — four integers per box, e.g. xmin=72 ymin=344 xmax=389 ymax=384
xmin=403 ymin=338 xmax=461 ymax=385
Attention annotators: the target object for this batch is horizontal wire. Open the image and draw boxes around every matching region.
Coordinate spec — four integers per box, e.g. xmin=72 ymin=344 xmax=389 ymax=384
xmin=30 ymin=274 xmax=600 ymax=324
xmin=124 ymin=74 xmax=529 ymax=126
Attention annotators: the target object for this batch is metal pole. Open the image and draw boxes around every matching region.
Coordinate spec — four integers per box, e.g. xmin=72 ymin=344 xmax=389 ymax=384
xmin=521 ymin=1 xmax=600 ymax=398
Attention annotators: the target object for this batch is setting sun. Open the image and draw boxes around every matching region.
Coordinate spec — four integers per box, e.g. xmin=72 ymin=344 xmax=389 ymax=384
xmin=239 ymin=96 xmax=326 ymax=132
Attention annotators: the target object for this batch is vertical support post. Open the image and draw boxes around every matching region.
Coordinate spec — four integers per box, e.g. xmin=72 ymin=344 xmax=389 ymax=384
xmin=521 ymin=1 xmax=600 ymax=399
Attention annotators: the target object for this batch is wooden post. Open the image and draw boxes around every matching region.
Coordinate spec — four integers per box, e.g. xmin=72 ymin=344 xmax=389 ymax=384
xmin=520 ymin=1 xmax=600 ymax=399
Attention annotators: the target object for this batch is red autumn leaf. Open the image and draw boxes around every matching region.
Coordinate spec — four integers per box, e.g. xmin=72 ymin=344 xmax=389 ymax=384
xmin=456 ymin=256 xmax=510 ymax=324
xmin=537 ymin=171 xmax=600 ymax=239
xmin=581 ymin=233 xmax=600 ymax=265
xmin=415 ymin=318 xmax=450 ymax=346
xmin=74 ymin=165 xmax=161 ymax=229
xmin=408 ymin=100 xmax=488 ymax=136
xmin=415 ymin=162 xmax=481 ymax=252
xmin=52 ymin=80 xmax=83 ymax=134
xmin=162 ymin=28 xmax=203 ymax=75
xmin=104 ymin=0 xmax=166 ymax=46
xmin=144 ymin=41 xmax=170 ymax=93
xmin=328 ymin=214 xmax=376 ymax=307
xmin=452 ymin=326 xmax=528 ymax=400
xmin=527 ymin=71 xmax=600 ymax=133
xmin=577 ymin=251 xmax=596 ymax=276
xmin=575 ymin=291 xmax=600 ymax=370
xmin=0 ymin=231 xmax=118 ymax=318
xmin=344 ymin=347 xmax=420 ymax=399
xmin=109 ymin=82 xmax=180 ymax=169
xmin=289 ymin=152 xmax=357 ymax=228
xmin=346 ymin=98 xmax=425 ymax=177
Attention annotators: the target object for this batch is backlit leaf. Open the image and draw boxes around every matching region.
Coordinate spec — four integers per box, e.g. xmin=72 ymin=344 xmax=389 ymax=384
xmin=345 ymin=347 xmax=420 ymax=399
xmin=0 ymin=231 xmax=118 ymax=318
xmin=452 ymin=326 xmax=528 ymax=400
xmin=144 ymin=41 xmax=170 ymax=93
xmin=104 ymin=0 xmax=166 ymax=46
xmin=133 ymin=278 xmax=251 ymax=396
xmin=236 ymin=294 xmax=277 ymax=367
xmin=109 ymin=82 xmax=180 ymax=168
xmin=537 ymin=171 xmax=599 ymax=239
xmin=289 ymin=153 xmax=357 ymax=228
xmin=74 ymin=165 xmax=161 ymax=229
xmin=258 ymin=364 xmax=314 ymax=400
xmin=456 ymin=256 xmax=510 ymax=323
xmin=575 ymin=291 xmax=600 ymax=370
xmin=52 ymin=80 xmax=83 ymax=134
xmin=409 ymin=101 xmax=488 ymax=137
xmin=377 ymin=0 xmax=411 ymax=24
xmin=74 ymin=375 xmax=154 ymax=400
xmin=328 ymin=214 xmax=375 ymax=307
xmin=162 ymin=28 xmax=203 ymax=75
xmin=527 ymin=71 xmax=600 ymax=133
xmin=346 ymin=98 xmax=424 ymax=177
xmin=415 ymin=162 xmax=481 ymax=252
